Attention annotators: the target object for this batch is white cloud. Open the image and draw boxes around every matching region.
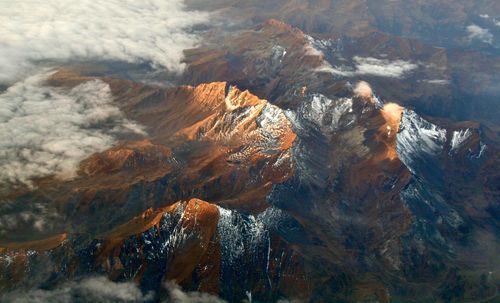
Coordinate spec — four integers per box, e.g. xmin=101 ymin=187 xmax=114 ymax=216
xmin=2 ymin=279 xmax=226 ymax=303
xmin=304 ymin=45 xmax=325 ymax=57
xmin=1 ymin=278 xmax=302 ymax=303
xmin=0 ymin=0 xmax=209 ymax=83
xmin=353 ymin=81 xmax=374 ymax=99
xmin=304 ymin=36 xmax=417 ymax=79
xmin=466 ymin=24 xmax=493 ymax=44
xmin=353 ymin=56 xmax=418 ymax=78
xmin=0 ymin=201 xmax=60 ymax=236
xmin=164 ymin=282 xmax=299 ymax=303
xmin=0 ymin=277 xmax=153 ymax=303
xmin=317 ymin=57 xmax=418 ymax=78
xmin=303 ymin=35 xmax=328 ymax=57
xmin=164 ymin=281 xmax=226 ymax=303
xmin=0 ymin=72 xmax=145 ymax=187
xmin=423 ymin=79 xmax=449 ymax=85
xmin=478 ymin=14 xmax=500 ymax=27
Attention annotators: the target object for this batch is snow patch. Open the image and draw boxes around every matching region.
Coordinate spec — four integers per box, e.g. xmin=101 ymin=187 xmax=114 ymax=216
xmin=449 ymin=129 xmax=472 ymax=154
xmin=396 ymin=110 xmax=447 ymax=173
xmin=299 ymin=93 xmax=353 ymax=133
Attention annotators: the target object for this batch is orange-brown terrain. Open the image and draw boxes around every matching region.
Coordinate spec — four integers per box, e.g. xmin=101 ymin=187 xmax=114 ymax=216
xmin=0 ymin=5 xmax=499 ymax=302
xmin=181 ymin=5 xmax=500 ymax=123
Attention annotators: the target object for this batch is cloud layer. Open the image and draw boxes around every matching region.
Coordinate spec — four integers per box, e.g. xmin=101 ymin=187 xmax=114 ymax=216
xmin=0 ymin=72 xmax=145 ymax=187
xmin=0 ymin=0 xmax=209 ymax=83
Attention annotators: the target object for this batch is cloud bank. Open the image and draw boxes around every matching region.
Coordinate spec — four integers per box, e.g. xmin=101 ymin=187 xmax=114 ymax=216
xmin=0 ymin=0 xmax=209 ymax=83
xmin=317 ymin=57 xmax=418 ymax=78
xmin=0 ymin=72 xmax=145 ymax=187
xmin=466 ymin=24 xmax=493 ymax=44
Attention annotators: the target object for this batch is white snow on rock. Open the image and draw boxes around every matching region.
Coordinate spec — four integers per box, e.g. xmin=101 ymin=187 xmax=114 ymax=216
xmin=449 ymin=129 xmax=473 ymax=154
xmin=216 ymin=206 xmax=269 ymax=266
xmin=271 ymin=45 xmax=287 ymax=65
xmin=299 ymin=93 xmax=354 ymax=133
xmin=396 ymin=110 xmax=447 ymax=173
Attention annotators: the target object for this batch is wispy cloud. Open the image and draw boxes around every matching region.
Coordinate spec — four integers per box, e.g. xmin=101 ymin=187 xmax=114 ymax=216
xmin=478 ymin=14 xmax=500 ymax=27
xmin=164 ymin=282 xmax=301 ymax=303
xmin=0 ymin=0 xmax=209 ymax=83
xmin=318 ymin=57 xmax=418 ymax=78
xmin=422 ymin=79 xmax=449 ymax=85
xmin=0 ymin=201 xmax=59 ymax=236
xmin=353 ymin=81 xmax=374 ymax=99
xmin=0 ymin=277 xmax=303 ymax=303
xmin=466 ymin=24 xmax=493 ymax=44
xmin=1 ymin=279 xmax=224 ymax=303
xmin=0 ymin=72 xmax=145 ymax=187
xmin=0 ymin=277 xmax=153 ymax=303
xmin=353 ymin=56 xmax=418 ymax=78
xmin=165 ymin=281 xmax=226 ymax=303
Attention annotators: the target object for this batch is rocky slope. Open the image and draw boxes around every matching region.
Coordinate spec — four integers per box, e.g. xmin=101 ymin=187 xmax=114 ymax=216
xmin=0 ymin=199 xmax=311 ymax=301
xmin=0 ymin=63 xmax=498 ymax=302
xmin=0 ymin=14 xmax=500 ymax=302
xmin=180 ymin=12 xmax=499 ymax=123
